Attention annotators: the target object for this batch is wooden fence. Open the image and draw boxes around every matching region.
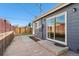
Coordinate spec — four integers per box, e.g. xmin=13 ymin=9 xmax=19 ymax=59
xmin=14 ymin=27 xmax=32 ymax=35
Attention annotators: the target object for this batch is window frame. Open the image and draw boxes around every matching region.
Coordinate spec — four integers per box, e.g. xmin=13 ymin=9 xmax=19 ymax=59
xmin=35 ymin=20 xmax=41 ymax=29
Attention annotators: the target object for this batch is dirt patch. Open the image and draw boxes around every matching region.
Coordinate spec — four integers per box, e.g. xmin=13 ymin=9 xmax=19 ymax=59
xmin=29 ymin=36 xmax=40 ymax=42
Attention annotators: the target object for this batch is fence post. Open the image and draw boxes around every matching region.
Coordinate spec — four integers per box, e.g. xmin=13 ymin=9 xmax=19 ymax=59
xmin=19 ymin=27 xmax=21 ymax=34
xmin=4 ymin=20 xmax=6 ymax=32
xmin=10 ymin=24 xmax=11 ymax=31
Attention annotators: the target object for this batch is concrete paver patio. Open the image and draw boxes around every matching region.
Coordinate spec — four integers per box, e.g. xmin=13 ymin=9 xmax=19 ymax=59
xmin=3 ymin=35 xmax=79 ymax=56
xmin=3 ymin=35 xmax=55 ymax=56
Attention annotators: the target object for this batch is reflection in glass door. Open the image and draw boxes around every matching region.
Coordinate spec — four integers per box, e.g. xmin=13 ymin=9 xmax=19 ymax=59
xmin=47 ymin=18 xmax=55 ymax=39
xmin=55 ymin=15 xmax=65 ymax=42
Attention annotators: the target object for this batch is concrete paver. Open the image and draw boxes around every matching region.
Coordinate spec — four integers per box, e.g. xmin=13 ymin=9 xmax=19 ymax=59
xmin=3 ymin=35 xmax=54 ymax=56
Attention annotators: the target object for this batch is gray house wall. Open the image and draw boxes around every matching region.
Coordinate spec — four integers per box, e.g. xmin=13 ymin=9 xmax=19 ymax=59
xmin=34 ymin=19 xmax=42 ymax=39
xmin=34 ymin=3 xmax=79 ymax=52
xmin=34 ymin=18 xmax=46 ymax=40
xmin=67 ymin=4 xmax=79 ymax=52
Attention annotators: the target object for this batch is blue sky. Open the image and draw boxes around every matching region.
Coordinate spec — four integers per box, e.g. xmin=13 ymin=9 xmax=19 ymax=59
xmin=0 ymin=3 xmax=58 ymax=26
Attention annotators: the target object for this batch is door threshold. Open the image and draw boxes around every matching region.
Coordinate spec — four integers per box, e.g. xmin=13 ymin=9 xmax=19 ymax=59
xmin=54 ymin=42 xmax=67 ymax=47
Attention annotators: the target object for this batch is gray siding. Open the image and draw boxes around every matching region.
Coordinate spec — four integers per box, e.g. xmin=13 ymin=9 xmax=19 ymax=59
xmin=34 ymin=20 xmax=42 ymax=39
xmin=34 ymin=18 xmax=46 ymax=40
xmin=34 ymin=3 xmax=79 ymax=52
xmin=67 ymin=4 xmax=79 ymax=52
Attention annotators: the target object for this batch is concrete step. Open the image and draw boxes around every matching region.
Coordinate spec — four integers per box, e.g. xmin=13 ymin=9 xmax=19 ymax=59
xmin=37 ymin=40 xmax=69 ymax=56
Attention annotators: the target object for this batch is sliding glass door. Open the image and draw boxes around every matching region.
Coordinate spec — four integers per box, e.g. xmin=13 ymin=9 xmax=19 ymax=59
xmin=46 ymin=12 xmax=67 ymax=45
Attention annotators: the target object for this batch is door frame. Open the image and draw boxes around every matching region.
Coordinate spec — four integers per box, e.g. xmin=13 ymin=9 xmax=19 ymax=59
xmin=46 ymin=12 xmax=67 ymax=45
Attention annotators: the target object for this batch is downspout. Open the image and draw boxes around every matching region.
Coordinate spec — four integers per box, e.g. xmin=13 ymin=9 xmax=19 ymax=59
xmin=4 ymin=20 xmax=6 ymax=32
xmin=41 ymin=19 xmax=45 ymax=39
xmin=41 ymin=22 xmax=43 ymax=39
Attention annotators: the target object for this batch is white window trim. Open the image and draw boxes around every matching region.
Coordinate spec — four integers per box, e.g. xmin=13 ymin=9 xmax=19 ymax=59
xmin=46 ymin=12 xmax=67 ymax=45
xmin=33 ymin=23 xmax=35 ymax=34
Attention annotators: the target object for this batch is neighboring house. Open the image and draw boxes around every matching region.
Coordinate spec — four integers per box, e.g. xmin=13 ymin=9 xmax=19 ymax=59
xmin=0 ymin=18 xmax=15 ymax=33
xmin=33 ymin=3 xmax=79 ymax=53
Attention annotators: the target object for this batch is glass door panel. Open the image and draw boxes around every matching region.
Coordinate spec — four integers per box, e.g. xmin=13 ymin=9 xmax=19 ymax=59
xmin=47 ymin=18 xmax=55 ymax=39
xmin=55 ymin=15 xmax=65 ymax=42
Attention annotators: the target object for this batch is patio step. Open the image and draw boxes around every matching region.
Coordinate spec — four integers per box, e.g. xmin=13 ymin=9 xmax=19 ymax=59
xmin=37 ymin=40 xmax=69 ymax=55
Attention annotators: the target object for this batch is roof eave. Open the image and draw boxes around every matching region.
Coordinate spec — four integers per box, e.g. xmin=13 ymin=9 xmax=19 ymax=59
xmin=33 ymin=3 xmax=71 ymax=23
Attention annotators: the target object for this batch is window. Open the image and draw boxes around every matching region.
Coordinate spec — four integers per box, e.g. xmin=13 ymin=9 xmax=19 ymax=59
xmin=33 ymin=20 xmax=41 ymax=34
xmin=35 ymin=20 xmax=41 ymax=29
xmin=46 ymin=12 xmax=67 ymax=45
